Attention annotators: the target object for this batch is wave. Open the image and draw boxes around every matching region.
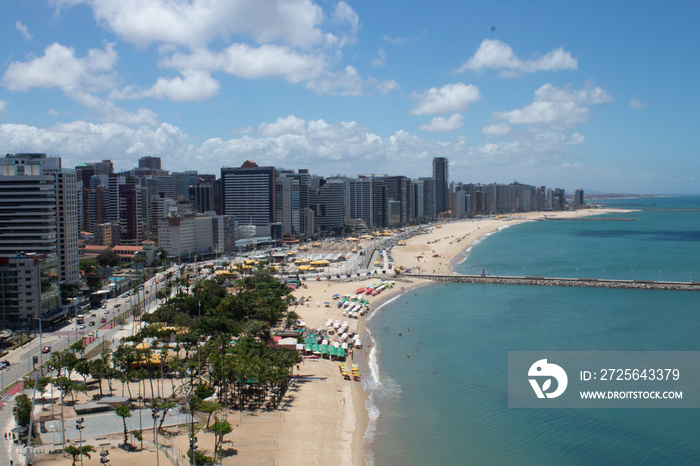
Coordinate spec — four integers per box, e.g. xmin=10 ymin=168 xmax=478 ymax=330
xmin=362 ymin=328 xmax=402 ymax=466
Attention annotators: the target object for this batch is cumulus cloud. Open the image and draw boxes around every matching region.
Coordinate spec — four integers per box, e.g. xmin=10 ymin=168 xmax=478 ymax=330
xmin=258 ymin=115 xmax=307 ymax=137
xmin=373 ymin=79 xmax=400 ymax=95
xmin=332 ymin=1 xmax=360 ymax=47
xmin=493 ymin=83 xmax=612 ymax=129
xmin=15 ymin=21 xmax=32 ymax=40
xmin=481 ymin=122 xmax=511 ymax=136
xmin=629 ymin=98 xmax=648 ymax=109
xmin=113 ymin=70 xmax=220 ymax=102
xmin=2 ymin=42 xmax=117 ymax=92
xmin=306 ymin=66 xmax=363 ymax=96
xmin=0 ymin=114 xmax=601 ymax=188
xmin=419 ymin=114 xmax=464 ymax=132
xmin=162 ymin=44 xmax=325 ymax=84
xmin=410 ymin=83 xmax=481 ymax=115
xmin=457 ymin=39 xmax=577 ymax=77
xmin=71 ymin=0 xmax=351 ymax=50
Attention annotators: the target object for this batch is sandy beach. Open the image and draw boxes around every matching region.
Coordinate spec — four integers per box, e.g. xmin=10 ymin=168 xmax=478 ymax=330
xmin=26 ymin=207 xmax=617 ymax=465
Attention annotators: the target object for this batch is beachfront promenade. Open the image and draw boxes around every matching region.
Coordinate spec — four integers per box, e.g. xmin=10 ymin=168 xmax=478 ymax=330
xmin=404 ymin=273 xmax=700 ymax=291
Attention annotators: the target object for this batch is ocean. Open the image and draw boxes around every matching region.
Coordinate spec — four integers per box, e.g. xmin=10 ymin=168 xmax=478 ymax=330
xmin=363 ymin=196 xmax=700 ymax=465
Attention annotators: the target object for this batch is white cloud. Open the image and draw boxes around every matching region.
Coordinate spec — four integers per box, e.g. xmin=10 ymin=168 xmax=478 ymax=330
xmin=162 ymin=44 xmax=325 ymax=84
xmin=0 ymin=115 xmax=611 ymax=190
xmin=372 ymin=48 xmax=387 ymax=67
xmin=481 ymin=122 xmax=511 ymax=136
xmin=258 ymin=115 xmax=307 ymax=137
xmin=2 ymin=42 xmax=117 ymax=92
xmin=458 ymin=39 xmax=577 ymax=76
xmin=494 ymin=83 xmax=612 ymax=129
xmin=629 ymin=98 xmax=648 ymax=109
xmin=419 ymin=114 xmax=464 ymax=132
xmin=306 ymin=66 xmax=363 ymax=96
xmin=15 ymin=21 xmax=32 ymax=40
xmin=0 ymin=100 xmax=6 ymax=118
xmin=65 ymin=88 xmax=158 ymax=126
xmin=48 ymin=109 xmax=61 ymax=116
xmin=114 ymin=70 xmax=220 ymax=102
xmin=77 ymin=0 xmax=346 ymax=50
xmin=410 ymin=83 xmax=481 ymax=115
xmin=332 ymin=1 xmax=360 ymax=47
xmin=373 ymin=79 xmax=400 ymax=95
xmin=383 ymin=35 xmax=405 ymax=45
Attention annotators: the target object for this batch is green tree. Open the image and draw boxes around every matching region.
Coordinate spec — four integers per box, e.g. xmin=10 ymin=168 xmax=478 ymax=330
xmin=96 ymin=250 xmax=121 ymax=268
xmin=209 ymin=417 xmax=233 ymax=458
xmin=197 ymin=400 xmax=221 ymax=428
xmin=115 ymin=405 xmax=132 ymax=446
xmin=187 ymin=449 xmax=214 ymax=466
xmin=64 ymin=444 xmax=95 ymax=466
xmin=13 ymin=394 xmax=31 ymax=428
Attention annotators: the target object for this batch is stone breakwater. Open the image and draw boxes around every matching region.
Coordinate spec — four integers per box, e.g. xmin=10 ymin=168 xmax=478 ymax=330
xmin=405 ymin=273 xmax=700 ymax=292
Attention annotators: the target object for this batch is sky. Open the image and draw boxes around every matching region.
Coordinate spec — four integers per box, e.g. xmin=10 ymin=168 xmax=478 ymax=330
xmin=1 ymin=0 xmax=699 ymax=194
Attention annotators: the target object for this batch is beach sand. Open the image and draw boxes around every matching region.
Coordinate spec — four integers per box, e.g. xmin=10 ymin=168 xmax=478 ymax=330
xmin=29 ymin=207 xmax=617 ymax=465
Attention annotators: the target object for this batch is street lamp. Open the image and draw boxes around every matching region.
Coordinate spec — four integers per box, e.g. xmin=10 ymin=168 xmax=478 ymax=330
xmin=99 ymin=449 xmax=110 ymax=464
xmin=35 ymin=317 xmax=43 ymax=374
xmin=151 ymin=407 xmax=160 ymax=466
xmin=137 ymin=395 xmax=143 ymax=450
xmin=76 ymin=417 xmax=85 ymax=466
xmin=189 ymin=435 xmax=198 ymax=466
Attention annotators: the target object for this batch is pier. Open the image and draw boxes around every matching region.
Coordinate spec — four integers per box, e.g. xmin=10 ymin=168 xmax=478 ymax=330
xmin=404 ymin=273 xmax=700 ymax=291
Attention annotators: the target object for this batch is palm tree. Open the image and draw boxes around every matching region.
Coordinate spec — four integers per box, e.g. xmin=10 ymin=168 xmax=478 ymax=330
xmin=115 ymin=405 xmax=132 ymax=446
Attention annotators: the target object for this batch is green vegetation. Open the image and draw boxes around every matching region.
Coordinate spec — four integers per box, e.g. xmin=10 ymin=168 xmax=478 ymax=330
xmin=64 ymin=444 xmax=95 ymax=465
xmin=33 ymin=263 xmax=302 ymax=461
xmin=13 ymin=394 xmax=31 ymax=428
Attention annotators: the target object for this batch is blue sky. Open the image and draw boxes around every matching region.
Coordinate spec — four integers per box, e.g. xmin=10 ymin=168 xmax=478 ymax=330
xmin=1 ymin=0 xmax=698 ymax=194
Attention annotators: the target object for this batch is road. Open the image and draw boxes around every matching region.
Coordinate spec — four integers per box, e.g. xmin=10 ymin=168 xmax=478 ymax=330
xmin=1 ymin=268 xmax=175 ymax=392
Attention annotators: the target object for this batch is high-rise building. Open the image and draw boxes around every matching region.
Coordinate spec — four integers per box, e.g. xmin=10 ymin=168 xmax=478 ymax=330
xmin=418 ymin=177 xmax=436 ymax=220
xmin=0 ymin=153 xmax=78 ymax=284
xmin=574 ymin=189 xmax=584 ymax=207
xmin=348 ymin=177 xmax=373 ymax=229
xmin=432 ymin=157 xmax=449 ymax=214
xmin=139 ymin=156 xmax=162 ymax=170
xmin=0 ymin=153 xmax=78 ymax=327
xmin=221 ymin=161 xmax=276 ymax=226
xmin=383 ymin=176 xmax=413 ymax=225
xmin=310 ymin=178 xmax=347 ymax=233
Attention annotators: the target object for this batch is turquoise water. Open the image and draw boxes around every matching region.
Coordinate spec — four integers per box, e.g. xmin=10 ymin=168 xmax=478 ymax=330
xmin=364 ymin=197 xmax=700 ymax=465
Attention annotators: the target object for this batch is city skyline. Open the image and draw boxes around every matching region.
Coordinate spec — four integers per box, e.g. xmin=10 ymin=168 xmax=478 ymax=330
xmin=1 ymin=1 xmax=699 ymax=194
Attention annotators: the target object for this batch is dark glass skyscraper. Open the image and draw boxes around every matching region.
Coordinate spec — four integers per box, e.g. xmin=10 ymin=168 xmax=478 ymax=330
xmin=432 ymin=157 xmax=449 ymax=214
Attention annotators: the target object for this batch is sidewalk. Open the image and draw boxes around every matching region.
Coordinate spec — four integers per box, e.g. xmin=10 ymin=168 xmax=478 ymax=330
xmin=0 ymin=388 xmax=30 ymax=466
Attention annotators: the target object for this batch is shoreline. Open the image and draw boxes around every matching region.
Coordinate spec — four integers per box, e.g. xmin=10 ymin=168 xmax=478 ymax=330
xmin=27 ymin=208 xmax=621 ymax=465
xmin=289 ymin=207 xmax=621 ymax=465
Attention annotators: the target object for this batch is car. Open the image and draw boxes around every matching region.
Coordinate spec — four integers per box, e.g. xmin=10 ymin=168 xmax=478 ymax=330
xmin=79 ymin=324 xmax=86 ymax=329
xmin=42 ymin=346 xmax=51 ymax=354
xmin=0 ymin=360 xmax=10 ymax=369
xmin=88 ymin=321 xmax=95 ymax=326
xmin=100 ymin=317 xmax=106 ymax=323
